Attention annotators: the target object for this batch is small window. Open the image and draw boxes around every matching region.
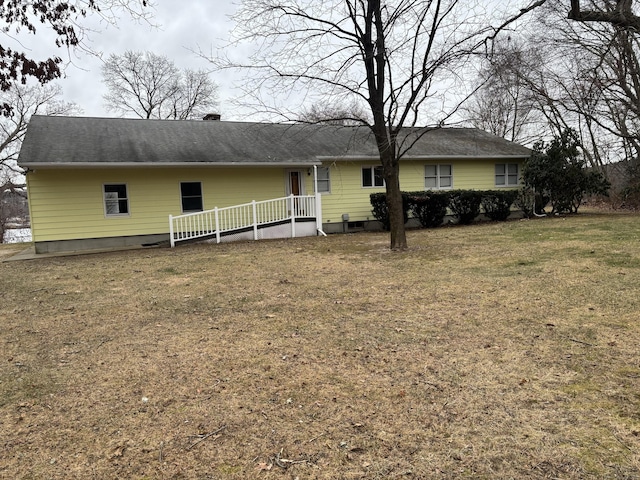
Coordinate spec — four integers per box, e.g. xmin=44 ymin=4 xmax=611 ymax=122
xmin=425 ymin=164 xmax=453 ymax=190
xmin=495 ymin=164 xmax=520 ymax=187
xmin=181 ymin=182 xmax=203 ymax=212
xmin=104 ymin=184 xmax=129 ymax=216
xmin=317 ymin=166 xmax=331 ymax=193
xmin=362 ymin=166 xmax=384 ymax=188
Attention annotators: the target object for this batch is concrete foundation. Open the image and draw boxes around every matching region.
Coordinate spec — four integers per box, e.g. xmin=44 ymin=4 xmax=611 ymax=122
xmin=34 ymin=233 xmax=169 ymax=254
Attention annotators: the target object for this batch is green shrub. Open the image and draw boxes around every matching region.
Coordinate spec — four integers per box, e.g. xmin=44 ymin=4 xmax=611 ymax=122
xmin=408 ymin=191 xmax=449 ymax=228
xmin=369 ymin=192 xmax=410 ymax=231
xmin=481 ymin=190 xmax=518 ymax=221
xmin=523 ymin=129 xmax=610 ymax=213
xmin=448 ymin=190 xmax=482 ymax=225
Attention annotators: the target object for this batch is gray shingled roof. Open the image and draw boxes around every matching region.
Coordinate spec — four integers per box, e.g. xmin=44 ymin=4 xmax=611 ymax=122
xmin=18 ymin=115 xmax=531 ymax=167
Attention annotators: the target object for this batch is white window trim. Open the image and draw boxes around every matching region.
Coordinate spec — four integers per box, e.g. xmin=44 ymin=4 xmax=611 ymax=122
xmin=362 ymin=165 xmax=385 ymax=188
xmin=317 ymin=166 xmax=331 ymax=194
xmin=425 ymin=164 xmax=453 ymax=190
xmin=103 ymin=183 xmax=130 ymax=217
xmin=180 ymin=181 xmax=204 ymax=213
xmin=495 ymin=163 xmax=520 ymax=187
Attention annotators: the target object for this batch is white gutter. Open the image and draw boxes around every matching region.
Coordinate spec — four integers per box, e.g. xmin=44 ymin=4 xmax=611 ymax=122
xmin=21 ymin=161 xmax=322 ymax=169
xmin=313 ymin=165 xmax=327 ymax=236
xmin=315 ymin=155 xmax=531 ymax=161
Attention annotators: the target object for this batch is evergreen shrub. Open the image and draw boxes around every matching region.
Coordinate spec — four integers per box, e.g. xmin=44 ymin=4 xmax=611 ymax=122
xmin=448 ymin=190 xmax=483 ymax=225
xmin=407 ymin=191 xmax=450 ymax=228
xmin=481 ymin=190 xmax=519 ymax=221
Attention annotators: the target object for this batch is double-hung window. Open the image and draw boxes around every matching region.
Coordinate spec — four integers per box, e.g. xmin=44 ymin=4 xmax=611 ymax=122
xmin=180 ymin=182 xmax=203 ymax=212
xmin=425 ymin=165 xmax=453 ymax=190
xmin=362 ymin=166 xmax=384 ymax=188
xmin=495 ymin=164 xmax=520 ymax=187
xmin=103 ymin=184 xmax=129 ymax=216
xmin=317 ymin=166 xmax=331 ymax=193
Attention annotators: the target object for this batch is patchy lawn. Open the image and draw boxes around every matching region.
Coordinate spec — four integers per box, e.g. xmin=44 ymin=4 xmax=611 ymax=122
xmin=1 ymin=213 xmax=640 ymax=479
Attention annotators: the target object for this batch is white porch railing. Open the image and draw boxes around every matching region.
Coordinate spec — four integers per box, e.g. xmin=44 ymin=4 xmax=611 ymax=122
xmin=169 ymin=194 xmax=322 ymax=247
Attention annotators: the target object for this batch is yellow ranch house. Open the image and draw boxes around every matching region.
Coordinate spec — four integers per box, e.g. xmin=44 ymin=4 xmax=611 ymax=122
xmin=18 ymin=116 xmax=531 ymax=254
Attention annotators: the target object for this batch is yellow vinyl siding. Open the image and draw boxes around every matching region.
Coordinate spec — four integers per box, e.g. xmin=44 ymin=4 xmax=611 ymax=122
xmin=196 ymin=168 xmax=286 ymax=208
xmin=319 ymin=161 xmax=385 ymax=224
xmin=26 ymin=159 xmax=524 ymax=243
xmin=446 ymin=160 xmax=497 ymax=189
xmin=27 ymin=167 xmax=289 ymax=242
xmin=320 ymin=158 xmax=523 ymax=223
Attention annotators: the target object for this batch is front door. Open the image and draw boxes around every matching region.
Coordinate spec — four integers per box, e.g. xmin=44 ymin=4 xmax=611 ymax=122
xmin=287 ymin=170 xmax=304 ymax=215
xmin=288 ymin=170 xmax=302 ymax=196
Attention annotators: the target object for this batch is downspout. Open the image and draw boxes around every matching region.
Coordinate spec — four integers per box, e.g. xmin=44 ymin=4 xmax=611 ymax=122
xmin=314 ymin=165 xmax=327 ymax=236
xmin=532 ymin=187 xmax=547 ymax=218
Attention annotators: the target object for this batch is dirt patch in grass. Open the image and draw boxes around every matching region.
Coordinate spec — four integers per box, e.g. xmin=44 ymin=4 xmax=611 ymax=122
xmin=2 ymin=214 xmax=640 ymax=479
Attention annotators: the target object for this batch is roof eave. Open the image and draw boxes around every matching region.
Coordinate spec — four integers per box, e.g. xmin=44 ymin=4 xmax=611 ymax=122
xmin=316 ymin=154 xmax=531 ymax=161
xmin=20 ymin=161 xmax=322 ymax=169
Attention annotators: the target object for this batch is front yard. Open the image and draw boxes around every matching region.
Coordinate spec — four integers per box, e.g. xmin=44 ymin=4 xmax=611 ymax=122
xmin=1 ymin=212 xmax=639 ymax=478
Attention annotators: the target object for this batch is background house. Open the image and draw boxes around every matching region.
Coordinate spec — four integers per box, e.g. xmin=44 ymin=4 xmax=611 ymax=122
xmin=18 ymin=116 xmax=531 ymax=253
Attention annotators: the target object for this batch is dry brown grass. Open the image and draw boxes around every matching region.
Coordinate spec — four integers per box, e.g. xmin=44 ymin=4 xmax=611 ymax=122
xmin=1 ymin=212 xmax=640 ymax=479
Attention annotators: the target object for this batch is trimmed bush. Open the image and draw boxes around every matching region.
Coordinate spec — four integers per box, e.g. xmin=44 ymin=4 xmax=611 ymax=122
xmin=408 ymin=191 xmax=449 ymax=228
xmin=448 ymin=190 xmax=482 ymax=225
xmin=372 ymin=188 xmax=527 ymax=230
xmin=481 ymin=190 xmax=518 ymax=221
xmin=369 ymin=192 xmax=410 ymax=231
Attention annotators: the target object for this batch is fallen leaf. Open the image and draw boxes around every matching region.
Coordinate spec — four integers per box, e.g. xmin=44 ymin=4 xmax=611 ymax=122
xmin=255 ymin=462 xmax=272 ymax=471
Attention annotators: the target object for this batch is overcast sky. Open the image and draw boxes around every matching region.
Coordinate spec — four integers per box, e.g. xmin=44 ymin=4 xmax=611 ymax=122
xmin=20 ymin=1 xmax=244 ymax=119
xmin=8 ymin=0 xmax=540 ymax=122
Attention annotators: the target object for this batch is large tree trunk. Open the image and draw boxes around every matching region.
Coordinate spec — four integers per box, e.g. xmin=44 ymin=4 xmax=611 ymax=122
xmin=381 ymin=150 xmax=407 ymax=250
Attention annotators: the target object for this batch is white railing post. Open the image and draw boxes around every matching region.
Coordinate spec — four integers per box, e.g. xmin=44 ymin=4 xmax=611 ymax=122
xmin=252 ymin=200 xmax=258 ymax=240
xmin=289 ymin=194 xmax=296 ymax=238
xmin=169 ymin=214 xmax=175 ymax=247
xmin=214 ymin=207 xmax=221 ymax=244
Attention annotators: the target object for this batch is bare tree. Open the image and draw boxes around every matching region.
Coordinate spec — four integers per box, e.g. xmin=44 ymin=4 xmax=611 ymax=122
xmin=465 ymin=39 xmax=544 ymax=145
xmin=219 ymin=0 xmax=545 ymax=250
xmin=0 ymin=1 xmax=151 ymax=115
xmin=102 ymin=51 xmax=218 ymax=120
xmin=482 ymin=30 xmax=614 ymax=167
xmin=0 ymin=174 xmax=28 ymax=244
xmin=299 ymin=101 xmax=370 ymax=126
xmin=529 ymin=1 xmax=640 ymax=165
xmin=0 ymin=83 xmax=81 ymax=242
